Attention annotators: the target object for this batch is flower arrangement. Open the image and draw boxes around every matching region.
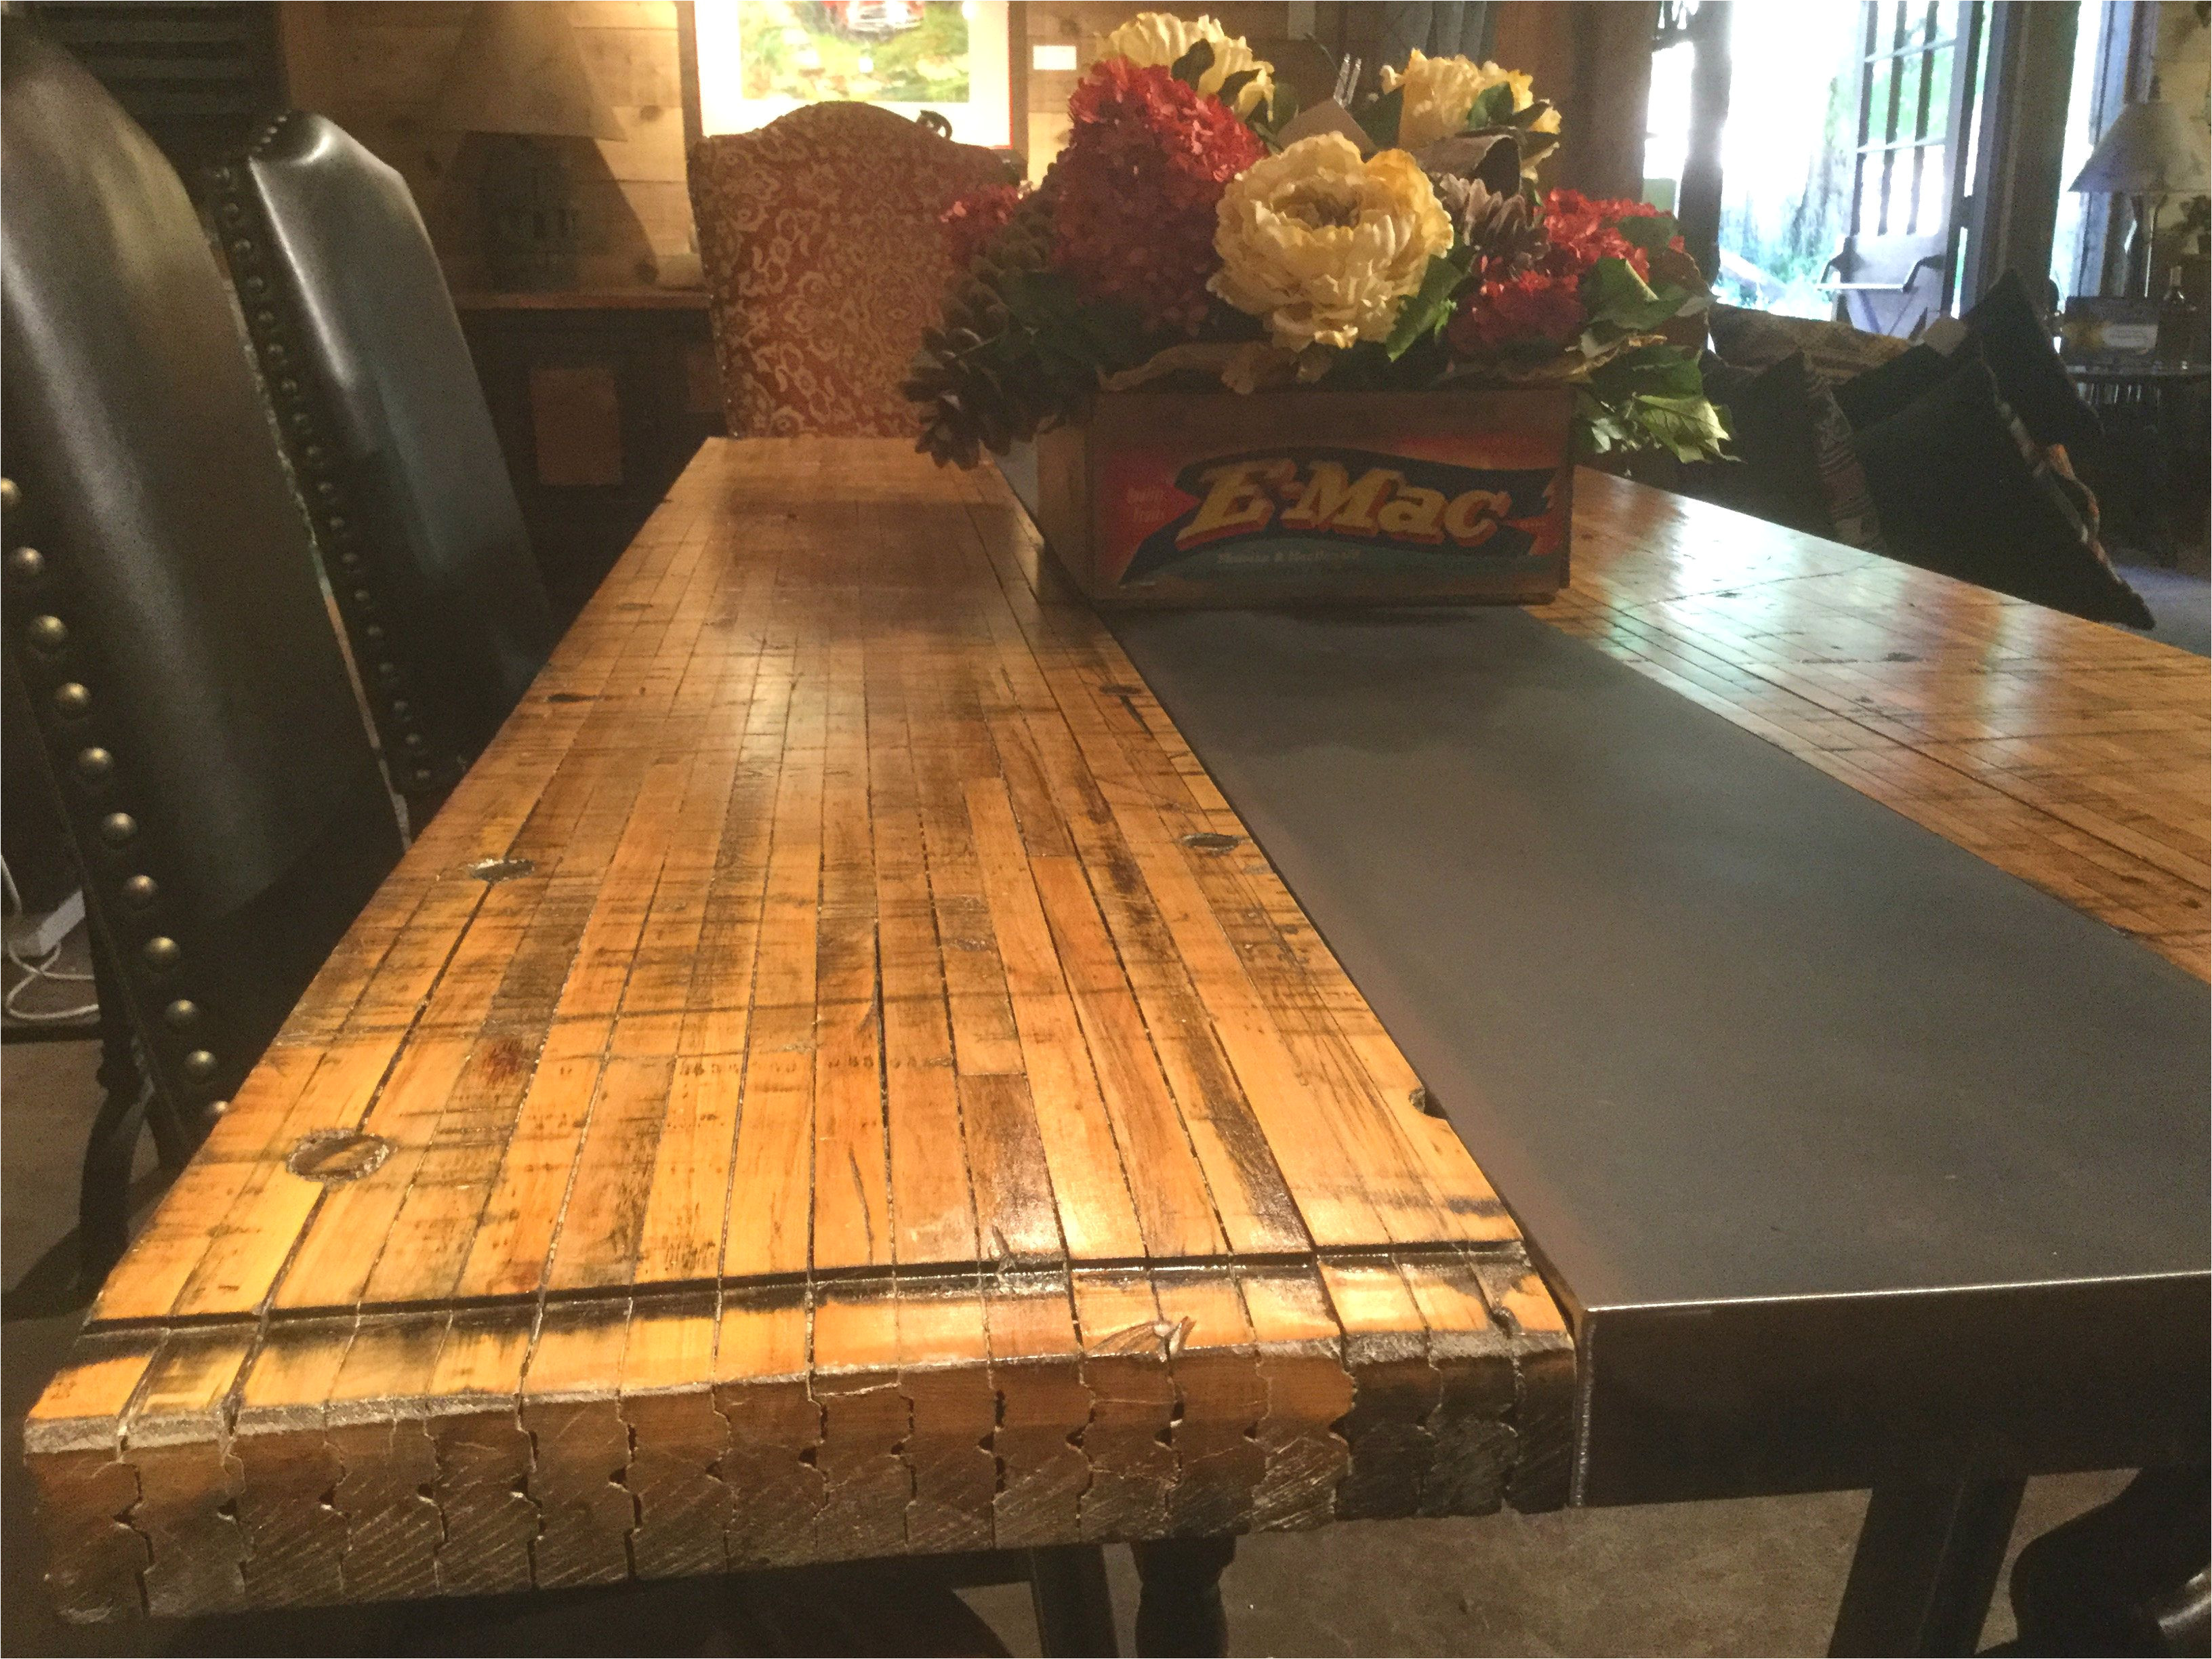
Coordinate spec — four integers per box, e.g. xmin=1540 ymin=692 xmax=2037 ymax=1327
xmin=906 ymin=16 xmax=1728 ymax=470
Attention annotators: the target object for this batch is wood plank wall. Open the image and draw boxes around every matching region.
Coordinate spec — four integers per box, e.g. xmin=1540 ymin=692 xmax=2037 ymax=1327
xmin=1012 ymin=3 xmax=1656 ymax=196
xmin=274 ymin=1 xmax=1656 ymax=281
xmin=276 ymin=1 xmax=695 ymax=293
xmin=1489 ymin=1 xmax=1656 ymax=202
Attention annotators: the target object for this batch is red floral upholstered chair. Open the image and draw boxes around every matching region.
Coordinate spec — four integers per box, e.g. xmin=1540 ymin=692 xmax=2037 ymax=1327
xmin=689 ymin=104 xmax=1009 ymax=437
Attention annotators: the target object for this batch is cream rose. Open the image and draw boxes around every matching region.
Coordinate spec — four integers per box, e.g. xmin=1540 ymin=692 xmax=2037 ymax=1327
xmin=1099 ymin=12 xmax=1274 ymax=115
xmin=1380 ymin=49 xmax=1560 ymax=150
xmin=1210 ymin=134 xmax=1454 ymax=352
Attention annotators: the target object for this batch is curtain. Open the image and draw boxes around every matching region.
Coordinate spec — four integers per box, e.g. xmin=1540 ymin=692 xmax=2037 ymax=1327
xmin=1374 ymin=2 xmax=1495 ymax=75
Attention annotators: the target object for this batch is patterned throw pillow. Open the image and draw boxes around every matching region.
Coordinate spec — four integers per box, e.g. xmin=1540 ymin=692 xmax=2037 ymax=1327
xmin=1832 ymin=341 xmax=1964 ymax=430
xmin=1689 ymin=352 xmax=1826 ymax=533
xmin=1706 ymin=303 xmax=1917 ymax=384
xmin=1963 ymin=270 xmax=2104 ymax=457
xmin=1803 ymin=386 xmax=1885 ymax=551
xmin=1853 ymin=356 xmax=2152 ymax=628
xmin=1685 ymin=350 xmax=1885 ymax=550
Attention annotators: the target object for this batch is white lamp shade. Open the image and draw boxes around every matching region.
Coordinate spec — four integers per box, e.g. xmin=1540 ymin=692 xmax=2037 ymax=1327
xmin=2070 ymin=99 xmax=2211 ymax=197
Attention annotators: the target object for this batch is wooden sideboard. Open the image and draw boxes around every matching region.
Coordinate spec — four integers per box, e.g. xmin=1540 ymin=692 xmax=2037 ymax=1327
xmin=453 ymin=289 xmax=724 ymax=624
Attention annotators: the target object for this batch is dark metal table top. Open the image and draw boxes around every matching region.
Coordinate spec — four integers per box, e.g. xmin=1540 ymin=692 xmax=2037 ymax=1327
xmin=1107 ymin=600 xmax=2209 ymax=1504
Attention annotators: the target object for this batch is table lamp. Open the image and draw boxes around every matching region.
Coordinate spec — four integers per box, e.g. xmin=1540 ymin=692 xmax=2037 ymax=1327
xmin=2070 ymin=96 xmax=2211 ymax=298
xmin=432 ymin=1 xmax=626 ymax=291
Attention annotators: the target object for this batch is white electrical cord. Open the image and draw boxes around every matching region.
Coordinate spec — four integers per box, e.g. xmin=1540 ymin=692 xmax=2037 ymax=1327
xmin=1 ymin=859 xmax=98 ymax=1023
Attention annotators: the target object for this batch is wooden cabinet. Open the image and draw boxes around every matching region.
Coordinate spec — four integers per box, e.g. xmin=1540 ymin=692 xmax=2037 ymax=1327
xmin=455 ymin=290 xmax=724 ymax=623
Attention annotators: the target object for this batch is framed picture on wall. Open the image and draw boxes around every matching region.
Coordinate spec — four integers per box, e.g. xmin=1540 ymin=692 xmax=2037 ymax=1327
xmin=690 ymin=1 xmax=1014 ymax=149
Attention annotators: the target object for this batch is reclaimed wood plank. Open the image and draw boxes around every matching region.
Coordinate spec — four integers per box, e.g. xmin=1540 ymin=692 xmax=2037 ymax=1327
xmin=24 ymin=1335 xmax=161 ymax=1622
xmin=127 ymin=1332 xmax=254 ymax=1617
xmin=621 ymin=1292 xmax=730 ymax=1581
xmin=716 ymin=1285 xmax=822 ymax=1570
xmin=323 ymin=1315 xmax=446 ymax=1605
xmin=424 ymin=1308 xmax=537 ymax=1596
xmin=33 ymin=440 xmax=1574 ymax=1616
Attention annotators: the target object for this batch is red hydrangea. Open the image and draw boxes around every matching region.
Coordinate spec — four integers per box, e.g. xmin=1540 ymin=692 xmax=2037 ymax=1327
xmin=1536 ymin=188 xmax=1677 ymax=284
xmin=1452 ymin=268 xmax=1588 ymax=352
xmin=1450 ymin=190 xmax=1687 ymax=356
xmin=1050 ymin=58 xmax=1265 ymax=332
xmin=941 ymin=183 xmax=1025 ymax=269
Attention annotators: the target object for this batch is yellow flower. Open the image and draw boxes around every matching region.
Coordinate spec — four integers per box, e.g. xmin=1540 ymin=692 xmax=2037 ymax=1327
xmin=1098 ymin=12 xmax=1274 ymax=115
xmin=1380 ymin=49 xmax=1556 ymax=149
xmin=1211 ymin=134 xmax=1454 ymax=352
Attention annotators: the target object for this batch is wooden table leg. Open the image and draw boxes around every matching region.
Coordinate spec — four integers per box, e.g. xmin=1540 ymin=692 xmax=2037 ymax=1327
xmin=1829 ymin=1475 xmax=2026 ymax=1656
xmin=1999 ymin=1467 xmax=2210 ymax=1656
xmin=1132 ymin=1536 xmax=1236 ymax=1658
xmin=1029 ymin=1544 xmax=1119 ymax=1658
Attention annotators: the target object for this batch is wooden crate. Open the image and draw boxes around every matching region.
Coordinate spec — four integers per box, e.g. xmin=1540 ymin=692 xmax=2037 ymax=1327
xmin=1017 ymin=388 xmax=1574 ymax=608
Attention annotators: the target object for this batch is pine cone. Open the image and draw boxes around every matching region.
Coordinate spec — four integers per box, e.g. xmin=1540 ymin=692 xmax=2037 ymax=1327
xmin=907 ymin=184 xmax=1061 ymax=468
xmin=1433 ymin=177 xmax=1541 ymax=274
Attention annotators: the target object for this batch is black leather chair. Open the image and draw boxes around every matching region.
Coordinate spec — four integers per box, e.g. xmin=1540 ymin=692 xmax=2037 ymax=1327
xmin=205 ymin=111 xmax=554 ymax=811
xmin=1 ymin=23 xmax=404 ymax=1275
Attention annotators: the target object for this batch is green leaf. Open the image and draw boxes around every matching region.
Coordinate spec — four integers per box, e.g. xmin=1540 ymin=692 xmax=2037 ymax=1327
xmin=1578 ymin=258 xmax=1689 ymax=355
xmin=1573 ymin=394 xmax=1624 ymax=455
xmin=1507 ymin=99 xmax=1553 ymax=131
xmin=1617 ymin=211 xmax=1681 ymax=255
xmin=1465 ymin=82 xmax=1517 ymax=129
xmin=992 ymin=269 xmax=1063 ymax=330
xmin=1589 ymin=340 xmax=1706 ymax=400
xmin=1384 ymin=253 xmax=1469 ymax=359
xmin=1573 ymin=337 xmax=1729 ymax=461
xmin=1170 ymin=37 xmax=1215 ymax=89
xmin=1216 ymin=67 xmax=1261 ymax=110
xmin=1634 ymin=393 xmax=1732 ymax=461
xmin=1355 ymin=85 xmax=1404 ymax=148
xmin=1576 ymin=387 xmax=1729 ymax=462
xmin=1580 ymin=255 xmax=1660 ymax=315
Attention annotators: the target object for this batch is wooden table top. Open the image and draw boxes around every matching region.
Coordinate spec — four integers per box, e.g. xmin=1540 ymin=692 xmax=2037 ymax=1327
xmin=1551 ymin=473 xmax=2208 ymax=980
xmin=30 ymin=442 xmax=2205 ymax=1619
xmin=28 ymin=441 xmax=1570 ymax=1620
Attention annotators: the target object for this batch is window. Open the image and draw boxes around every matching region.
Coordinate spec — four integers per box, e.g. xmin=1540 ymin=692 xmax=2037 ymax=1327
xmin=1646 ymin=1 xmax=1992 ymax=329
xmin=1848 ymin=3 xmax=1964 ymax=246
xmin=1717 ymin=3 xmax=1868 ymax=316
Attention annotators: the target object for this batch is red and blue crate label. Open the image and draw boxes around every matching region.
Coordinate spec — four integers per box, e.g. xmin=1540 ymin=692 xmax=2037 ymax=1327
xmin=1109 ymin=448 xmax=1561 ymax=586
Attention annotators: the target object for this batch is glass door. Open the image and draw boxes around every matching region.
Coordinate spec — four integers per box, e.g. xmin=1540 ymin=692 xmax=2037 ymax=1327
xmin=1829 ymin=1 xmax=1988 ymax=334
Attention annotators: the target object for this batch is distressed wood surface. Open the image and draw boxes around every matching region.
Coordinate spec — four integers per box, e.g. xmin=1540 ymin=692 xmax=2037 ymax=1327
xmin=1551 ymin=473 xmax=2209 ymax=981
xmin=28 ymin=441 xmax=1571 ymax=1621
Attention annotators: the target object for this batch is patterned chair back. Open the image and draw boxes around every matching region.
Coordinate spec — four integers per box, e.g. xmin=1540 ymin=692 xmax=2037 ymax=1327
xmin=689 ymin=103 xmax=1009 ymax=438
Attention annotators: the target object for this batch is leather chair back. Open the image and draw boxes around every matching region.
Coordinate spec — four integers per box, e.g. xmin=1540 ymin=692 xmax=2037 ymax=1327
xmin=1 ymin=24 xmax=403 ymax=1118
xmin=689 ymin=103 xmax=1009 ymax=436
xmin=206 ymin=110 xmax=554 ymax=804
